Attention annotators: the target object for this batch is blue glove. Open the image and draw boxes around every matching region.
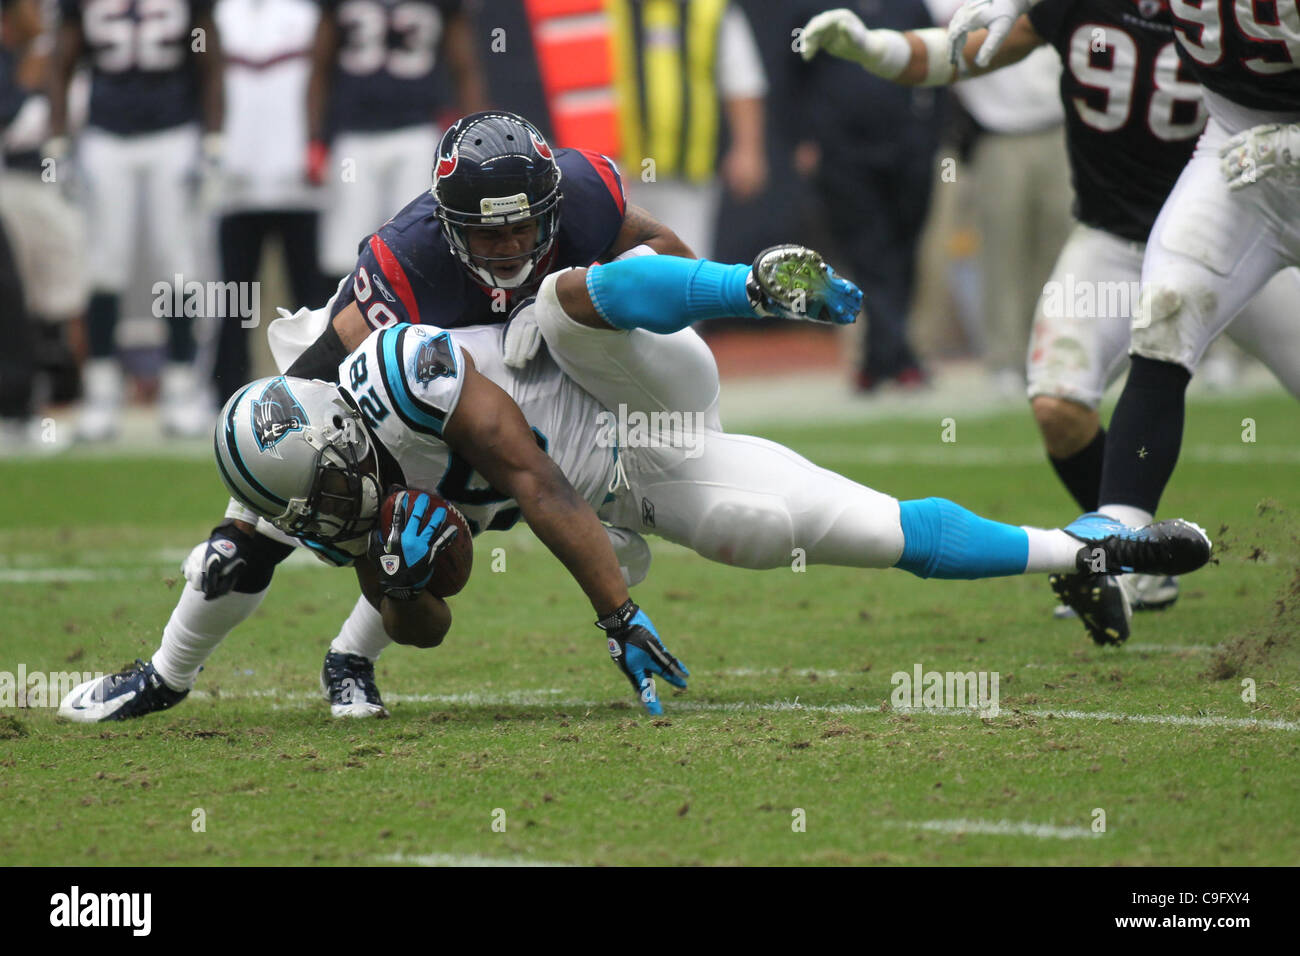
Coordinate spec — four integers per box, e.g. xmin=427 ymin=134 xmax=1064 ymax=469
xmin=596 ymin=600 xmax=689 ymax=715
xmin=370 ymin=491 xmax=458 ymax=601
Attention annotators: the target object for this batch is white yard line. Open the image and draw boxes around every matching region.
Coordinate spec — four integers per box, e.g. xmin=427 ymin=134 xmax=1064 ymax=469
xmin=379 ymin=852 xmax=570 ymax=867
xmin=185 ymin=687 xmax=1299 ymax=731
xmin=892 ymin=819 xmax=1097 ymax=840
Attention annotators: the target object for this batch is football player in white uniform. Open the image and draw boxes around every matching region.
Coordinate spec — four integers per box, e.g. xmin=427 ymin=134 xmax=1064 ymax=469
xmin=801 ymin=3 xmax=1300 ymax=645
xmin=60 ymin=246 xmax=1214 ymax=721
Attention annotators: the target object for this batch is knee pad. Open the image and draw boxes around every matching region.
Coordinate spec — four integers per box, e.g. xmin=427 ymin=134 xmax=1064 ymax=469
xmin=1131 ymin=283 xmax=1194 ymax=368
xmin=213 ymin=521 xmax=295 ymax=593
xmin=690 ymin=491 xmax=794 ymax=570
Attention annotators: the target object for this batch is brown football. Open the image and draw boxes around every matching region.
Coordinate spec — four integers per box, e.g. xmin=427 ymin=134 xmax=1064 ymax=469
xmin=377 ymin=487 xmax=473 ymax=598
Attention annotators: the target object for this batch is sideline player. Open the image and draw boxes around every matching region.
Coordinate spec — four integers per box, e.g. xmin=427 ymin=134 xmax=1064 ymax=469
xmin=306 ymin=0 xmax=486 ymax=284
xmin=802 ymin=3 xmax=1300 ymax=643
xmin=48 ymin=0 xmax=225 ymax=440
xmin=60 ymin=110 xmax=694 ymax=720
xmin=60 ymin=246 xmax=1214 ymax=721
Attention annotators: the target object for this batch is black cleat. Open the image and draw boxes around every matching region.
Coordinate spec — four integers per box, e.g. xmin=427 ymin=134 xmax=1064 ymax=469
xmin=321 ymin=651 xmax=389 ymax=718
xmin=58 ymin=660 xmax=190 ymax=722
xmin=1065 ymin=513 xmax=1212 ymax=576
xmin=1050 ymin=573 xmax=1131 ymax=646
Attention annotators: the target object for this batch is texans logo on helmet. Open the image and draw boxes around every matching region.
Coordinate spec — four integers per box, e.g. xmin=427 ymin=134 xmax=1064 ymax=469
xmin=435 ymin=143 xmax=459 ymax=183
xmin=251 ymin=377 xmax=308 ymax=456
xmin=530 ymin=131 xmax=553 ymax=161
xmin=414 ymin=332 xmax=458 ymax=384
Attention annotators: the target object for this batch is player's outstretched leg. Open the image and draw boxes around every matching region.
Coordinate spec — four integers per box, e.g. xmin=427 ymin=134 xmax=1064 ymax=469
xmin=578 ymin=245 xmax=863 ymax=333
xmin=58 ymin=523 xmax=289 ymax=721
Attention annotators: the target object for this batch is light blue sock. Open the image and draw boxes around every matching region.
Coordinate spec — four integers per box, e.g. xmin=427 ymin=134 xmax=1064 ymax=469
xmin=585 ymin=256 xmax=754 ymax=333
xmin=895 ymin=498 xmax=1030 ymax=579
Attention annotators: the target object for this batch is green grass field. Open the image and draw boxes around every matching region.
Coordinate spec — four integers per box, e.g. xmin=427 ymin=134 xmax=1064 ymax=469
xmin=2 ymin=390 xmax=1297 ymax=866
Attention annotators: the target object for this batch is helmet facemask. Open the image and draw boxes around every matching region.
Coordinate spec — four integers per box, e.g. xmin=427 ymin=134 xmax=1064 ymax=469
xmin=438 ymin=190 xmax=561 ymax=290
xmin=277 ymin=412 xmax=380 ymax=545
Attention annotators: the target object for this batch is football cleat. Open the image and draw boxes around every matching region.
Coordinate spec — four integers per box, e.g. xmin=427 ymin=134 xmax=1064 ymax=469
xmin=1122 ymin=573 xmax=1180 ymax=612
xmin=321 ymin=651 xmax=389 ymax=718
xmin=1064 ymin=513 xmax=1211 ymax=576
xmin=58 ymin=660 xmax=190 ymax=722
xmin=746 ymin=245 xmax=863 ymax=325
xmin=1054 ymin=573 xmax=1180 ymax=619
xmin=1050 ymin=573 xmax=1132 ymax=646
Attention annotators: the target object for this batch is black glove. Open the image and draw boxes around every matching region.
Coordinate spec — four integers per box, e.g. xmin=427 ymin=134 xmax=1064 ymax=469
xmin=185 ymin=524 xmax=255 ymax=600
xmin=369 ymin=490 xmax=459 ymax=601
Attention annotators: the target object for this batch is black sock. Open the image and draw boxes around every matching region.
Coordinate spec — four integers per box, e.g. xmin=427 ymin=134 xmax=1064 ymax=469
xmin=1098 ymin=356 xmax=1191 ymax=515
xmin=1049 ymin=426 xmax=1106 ymax=512
xmin=87 ymin=292 xmax=119 ymax=359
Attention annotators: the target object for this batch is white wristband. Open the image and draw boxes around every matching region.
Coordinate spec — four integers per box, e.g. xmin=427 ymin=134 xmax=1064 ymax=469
xmin=861 ymin=29 xmax=913 ymax=80
xmin=224 ymin=497 xmax=260 ymax=525
xmin=916 ymin=28 xmax=959 ymax=86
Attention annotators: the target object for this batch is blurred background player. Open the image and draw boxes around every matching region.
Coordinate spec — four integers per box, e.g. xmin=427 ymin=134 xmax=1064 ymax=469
xmin=211 ymin=0 xmax=325 ymax=406
xmin=802 ymin=2 xmax=1300 ymax=642
xmin=793 ymin=0 xmax=942 ymax=392
xmin=306 ymin=0 xmax=487 ymax=289
xmin=47 ymin=0 xmax=224 ymax=441
xmin=610 ymin=0 xmax=769 ymax=259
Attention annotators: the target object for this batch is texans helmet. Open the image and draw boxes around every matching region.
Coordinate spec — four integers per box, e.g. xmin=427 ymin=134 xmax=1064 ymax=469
xmin=215 ymin=377 xmax=381 ymax=545
xmin=432 ymin=111 xmax=563 ymax=290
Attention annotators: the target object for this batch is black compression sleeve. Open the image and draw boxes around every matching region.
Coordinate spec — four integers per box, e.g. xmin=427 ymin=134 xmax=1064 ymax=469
xmin=285 ymin=319 xmax=349 ymax=383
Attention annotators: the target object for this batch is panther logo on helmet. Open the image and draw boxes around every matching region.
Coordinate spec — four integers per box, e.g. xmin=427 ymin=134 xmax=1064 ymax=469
xmin=251 ymin=377 xmax=308 ymax=457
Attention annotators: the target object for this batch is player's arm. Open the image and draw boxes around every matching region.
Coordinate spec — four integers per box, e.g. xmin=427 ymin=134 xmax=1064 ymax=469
xmin=355 ymin=558 xmax=452 ymax=648
xmin=801 ymin=8 xmax=1043 ymax=85
xmin=45 ymin=12 xmax=82 ymax=141
xmin=305 ymin=5 xmax=340 ymax=183
xmin=194 ymin=8 xmax=224 ymax=134
xmin=605 ymin=203 xmax=695 ymax=260
xmin=442 ymin=356 xmax=629 ymax=618
xmin=442 ymin=9 xmax=488 ymax=115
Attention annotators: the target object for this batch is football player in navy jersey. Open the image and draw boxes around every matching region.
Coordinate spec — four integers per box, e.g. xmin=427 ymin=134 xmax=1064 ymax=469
xmin=944 ymin=3 xmax=1300 ymax=611
xmin=803 ymin=2 xmax=1300 ymax=643
xmin=306 ymin=0 xmax=487 ymax=284
xmin=47 ymin=0 xmax=224 ymax=440
xmin=55 ymin=110 xmax=695 ymax=721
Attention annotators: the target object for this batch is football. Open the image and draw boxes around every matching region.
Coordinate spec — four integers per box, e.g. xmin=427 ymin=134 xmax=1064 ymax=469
xmin=377 ymin=487 xmax=474 ymax=597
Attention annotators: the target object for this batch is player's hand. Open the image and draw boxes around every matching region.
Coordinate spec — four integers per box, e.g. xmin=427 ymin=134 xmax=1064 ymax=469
xmin=182 ymin=524 xmax=255 ymax=600
xmin=596 ymin=600 xmax=689 ymax=716
xmin=306 ymin=139 xmax=329 ymax=186
xmin=502 ymin=298 xmax=543 ymax=368
xmin=947 ymin=0 xmax=1034 ymax=68
xmin=801 ymin=8 xmax=908 ymax=79
xmin=1219 ymin=123 xmax=1300 ymax=191
xmin=369 ymin=489 xmax=459 ymax=601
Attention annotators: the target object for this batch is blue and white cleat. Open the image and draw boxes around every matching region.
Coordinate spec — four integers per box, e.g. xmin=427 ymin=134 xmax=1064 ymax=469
xmin=1050 ymin=573 xmax=1132 ymax=645
xmin=1064 ymin=512 xmax=1211 ymax=576
xmin=746 ymin=245 xmax=863 ymax=325
xmin=321 ymin=651 xmax=389 ymax=718
xmin=58 ymin=660 xmax=190 ymax=722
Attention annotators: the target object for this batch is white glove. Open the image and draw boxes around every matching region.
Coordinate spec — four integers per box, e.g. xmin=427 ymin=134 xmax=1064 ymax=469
xmin=947 ymin=0 xmax=1035 ymax=68
xmin=801 ymin=8 xmax=911 ymax=79
xmin=502 ymin=305 xmax=543 ymax=368
xmin=1219 ymin=123 xmax=1300 ymax=191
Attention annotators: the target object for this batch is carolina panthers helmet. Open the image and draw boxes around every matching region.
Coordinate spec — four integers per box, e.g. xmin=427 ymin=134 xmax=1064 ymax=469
xmin=214 ymin=376 xmax=380 ymax=544
xmin=432 ymin=111 xmax=563 ymax=290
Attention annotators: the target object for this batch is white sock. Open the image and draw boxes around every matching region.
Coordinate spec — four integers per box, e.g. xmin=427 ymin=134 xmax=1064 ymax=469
xmin=1099 ymin=504 xmax=1153 ymax=528
xmin=1022 ymin=527 xmax=1083 ymax=573
xmin=152 ymin=585 xmax=267 ymax=691
xmin=329 ymin=596 xmax=391 ymax=661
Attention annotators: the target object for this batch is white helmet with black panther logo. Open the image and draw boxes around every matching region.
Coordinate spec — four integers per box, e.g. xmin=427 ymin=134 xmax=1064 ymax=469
xmin=214 ymin=376 xmax=381 ymax=544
